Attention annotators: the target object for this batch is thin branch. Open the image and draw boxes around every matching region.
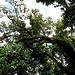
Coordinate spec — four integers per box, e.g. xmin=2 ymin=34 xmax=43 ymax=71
xmin=16 ymin=24 xmax=33 ymax=37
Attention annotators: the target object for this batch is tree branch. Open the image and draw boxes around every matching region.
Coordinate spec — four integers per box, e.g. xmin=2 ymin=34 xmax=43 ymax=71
xmin=16 ymin=35 xmax=75 ymax=71
xmin=44 ymin=52 xmax=75 ymax=75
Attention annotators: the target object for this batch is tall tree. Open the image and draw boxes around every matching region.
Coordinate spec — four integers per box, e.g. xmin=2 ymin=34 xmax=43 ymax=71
xmin=0 ymin=0 xmax=75 ymax=75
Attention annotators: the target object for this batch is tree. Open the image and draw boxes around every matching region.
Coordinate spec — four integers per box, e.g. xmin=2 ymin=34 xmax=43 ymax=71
xmin=0 ymin=0 xmax=75 ymax=75
xmin=36 ymin=0 xmax=75 ymax=74
xmin=36 ymin=0 xmax=75 ymax=37
xmin=0 ymin=43 xmax=39 ymax=75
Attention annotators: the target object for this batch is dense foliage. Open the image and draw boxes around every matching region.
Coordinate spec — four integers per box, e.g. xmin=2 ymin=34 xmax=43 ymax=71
xmin=0 ymin=0 xmax=75 ymax=75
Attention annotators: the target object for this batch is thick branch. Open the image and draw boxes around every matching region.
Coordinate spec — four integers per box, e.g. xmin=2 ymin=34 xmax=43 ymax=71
xmin=16 ymin=35 xmax=75 ymax=71
xmin=45 ymin=53 xmax=75 ymax=75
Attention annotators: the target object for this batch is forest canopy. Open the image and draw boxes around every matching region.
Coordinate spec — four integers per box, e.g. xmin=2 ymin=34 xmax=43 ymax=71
xmin=0 ymin=0 xmax=75 ymax=75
